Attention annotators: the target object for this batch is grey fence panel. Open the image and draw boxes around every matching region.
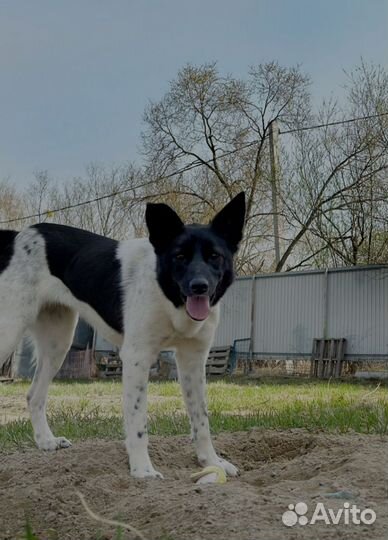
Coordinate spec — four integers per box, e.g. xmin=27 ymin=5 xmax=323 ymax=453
xmin=213 ymin=279 xmax=252 ymax=346
xmin=326 ymin=268 xmax=388 ymax=357
xmin=253 ymin=271 xmax=325 ymax=356
xmin=214 ymin=265 xmax=388 ymax=360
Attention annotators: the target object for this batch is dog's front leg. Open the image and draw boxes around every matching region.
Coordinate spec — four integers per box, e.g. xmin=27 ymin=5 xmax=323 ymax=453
xmin=121 ymin=342 xmax=163 ymax=479
xmin=176 ymin=341 xmax=238 ymax=476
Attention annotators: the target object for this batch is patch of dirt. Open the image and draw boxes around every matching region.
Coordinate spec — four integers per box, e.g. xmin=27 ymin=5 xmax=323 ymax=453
xmin=0 ymin=430 xmax=387 ymax=540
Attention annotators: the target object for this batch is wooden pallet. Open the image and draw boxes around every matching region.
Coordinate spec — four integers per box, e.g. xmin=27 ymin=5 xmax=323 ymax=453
xmin=206 ymin=346 xmax=231 ymax=376
xmin=310 ymin=338 xmax=346 ymax=378
xmin=96 ymin=355 xmax=122 ymax=378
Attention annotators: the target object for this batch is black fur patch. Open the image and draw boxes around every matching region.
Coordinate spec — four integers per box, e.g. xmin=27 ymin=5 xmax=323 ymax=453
xmin=33 ymin=223 xmax=123 ymax=333
xmin=0 ymin=230 xmax=18 ymax=273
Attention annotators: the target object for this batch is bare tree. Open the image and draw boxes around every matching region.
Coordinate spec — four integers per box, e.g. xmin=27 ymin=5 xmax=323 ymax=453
xmin=142 ymin=62 xmax=311 ymax=273
xmin=4 ymin=164 xmax=147 ymax=240
xmin=0 ymin=179 xmax=25 ymax=228
xmin=23 ymin=170 xmax=54 ymax=223
xmin=48 ymin=163 xmax=146 ymax=239
xmin=279 ymin=61 xmax=388 ymax=271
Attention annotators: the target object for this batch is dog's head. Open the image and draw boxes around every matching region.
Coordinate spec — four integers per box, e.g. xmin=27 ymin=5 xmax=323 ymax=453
xmin=145 ymin=192 xmax=245 ymax=321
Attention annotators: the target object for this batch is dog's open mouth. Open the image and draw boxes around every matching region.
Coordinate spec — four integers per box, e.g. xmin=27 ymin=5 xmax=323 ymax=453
xmin=185 ymin=295 xmax=210 ymax=321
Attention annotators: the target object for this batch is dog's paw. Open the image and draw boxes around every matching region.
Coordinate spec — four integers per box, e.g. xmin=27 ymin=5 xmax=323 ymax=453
xmin=37 ymin=436 xmax=72 ymax=451
xmin=199 ymin=454 xmax=239 ymax=476
xmin=131 ymin=467 xmax=164 ymax=479
xmin=216 ymin=457 xmax=239 ymax=477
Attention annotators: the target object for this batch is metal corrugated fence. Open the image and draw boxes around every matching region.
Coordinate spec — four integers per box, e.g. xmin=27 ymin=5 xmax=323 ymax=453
xmin=214 ymin=265 xmax=388 ymax=360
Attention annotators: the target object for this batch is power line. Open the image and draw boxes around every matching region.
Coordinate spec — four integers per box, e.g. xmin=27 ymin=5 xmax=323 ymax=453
xmin=0 ymin=141 xmax=258 ymax=225
xmin=1 ymin=111 xmax=387 ymax=226
xmin=0 ymin=179 xmax=150 ymax=225
xmin=279 ymin=111 xmax=388 ymax=135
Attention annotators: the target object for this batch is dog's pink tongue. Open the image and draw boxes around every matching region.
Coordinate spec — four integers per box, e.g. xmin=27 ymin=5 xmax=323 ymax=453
xmin=186 ymin=296 xmax=210 ymax=321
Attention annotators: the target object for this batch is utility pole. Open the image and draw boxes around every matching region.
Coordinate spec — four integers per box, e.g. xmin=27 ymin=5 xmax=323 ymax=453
xmin=269 ymin=119 xmax=281 ymax=269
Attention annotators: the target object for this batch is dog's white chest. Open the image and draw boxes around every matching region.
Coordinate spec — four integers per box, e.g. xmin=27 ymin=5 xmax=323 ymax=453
xmin=166 ymin=304 xmax=220 ymax=342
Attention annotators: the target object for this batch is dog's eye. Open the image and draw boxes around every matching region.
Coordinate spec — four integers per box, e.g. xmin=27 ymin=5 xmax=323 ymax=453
xmin=210 ymin=252 xmax=222 ymax=260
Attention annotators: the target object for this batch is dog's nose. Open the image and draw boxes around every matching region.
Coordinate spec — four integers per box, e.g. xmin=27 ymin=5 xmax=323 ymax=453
xmin=189 ymin=278 xmax=209 ymax=295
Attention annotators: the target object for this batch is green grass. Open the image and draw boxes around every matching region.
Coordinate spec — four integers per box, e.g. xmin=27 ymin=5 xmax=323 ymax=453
xmin=24 ymin=521 xmax=40 ymax=540
xmin=1 ymin=377 xmax=387 ymax=451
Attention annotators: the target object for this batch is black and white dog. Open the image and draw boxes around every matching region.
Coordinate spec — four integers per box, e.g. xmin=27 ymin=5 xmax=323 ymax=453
xmin=0 ymin=192 xmax=245 ymax=478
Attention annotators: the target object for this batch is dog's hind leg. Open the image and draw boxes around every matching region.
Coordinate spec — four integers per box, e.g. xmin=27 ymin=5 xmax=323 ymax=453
xmin=27 ymin=305 xmax=78 ymax=451
xmin=0 ymin=304 xmax=26 ymax=368
xmin=176 ymin=339 xmax=239 ymax=477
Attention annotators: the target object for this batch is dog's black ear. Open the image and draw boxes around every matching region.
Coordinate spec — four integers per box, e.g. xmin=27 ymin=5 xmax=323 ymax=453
xmin=210 ymin=192 xmax=246 ymax=253
xmin=146 ymin=203 xmax=184 ymax=253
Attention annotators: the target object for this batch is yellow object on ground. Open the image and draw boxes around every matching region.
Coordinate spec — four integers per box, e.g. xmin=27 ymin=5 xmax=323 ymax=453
xmin=190 ymin=466 xmax=227 ymax=484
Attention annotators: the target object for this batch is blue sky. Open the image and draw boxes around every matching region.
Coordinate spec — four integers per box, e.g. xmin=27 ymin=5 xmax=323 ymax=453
xmin=0 ymin=0 xmax=387 ymax=186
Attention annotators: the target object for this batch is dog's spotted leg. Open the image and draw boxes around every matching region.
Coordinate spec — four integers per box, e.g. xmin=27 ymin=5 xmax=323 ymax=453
xmin=176 ymin=340 xmax=239 ymax=476
xmin=121 ymin=341 xmax=163 ymax=479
